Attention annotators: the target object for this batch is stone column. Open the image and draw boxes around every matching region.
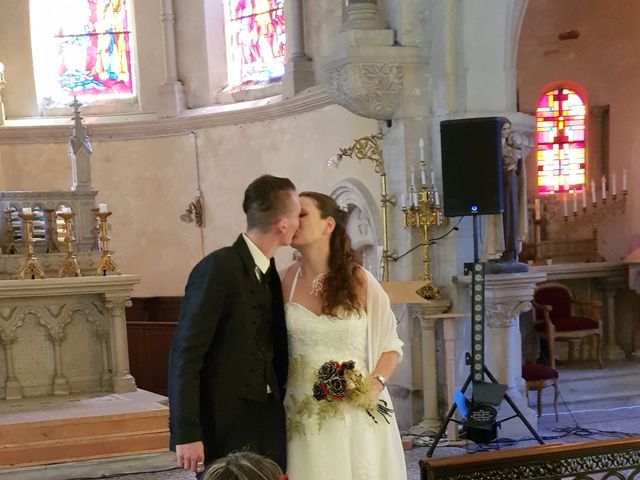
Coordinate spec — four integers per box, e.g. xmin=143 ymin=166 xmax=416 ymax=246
xmin=51 ymin=334 xmax=70 ymax=395
xmin=598 ymin=276 xmax=626 ymax=360
xmin=283 ymin=0 xmax=314 ymax=98
xmin=1 ymin=337 xmax=22 ymax=400
xmin=105 ymin=299 xmax=137 ymax=393
xmin=159 ymin=0 xmax=185 ymax=117
xmin=408 ymin=300 xmax=451 ymax=435
xmin=483 ymin=271 xmax=547 ymax=438
xmin=344 ymin=0 xmax=383 ymax=30
xmin=97 ymin=329 xmax=112 ymax=391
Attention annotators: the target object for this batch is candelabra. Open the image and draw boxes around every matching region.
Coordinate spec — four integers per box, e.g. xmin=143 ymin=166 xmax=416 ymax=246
xmin=328 ymin=131 xmax=396 ymax=281
xmin=18 ymin=211 xmax=45 ymax=279
xmin=3 ymin=209 xmax=17 ymax=254
xmin=532 ymin=182 xmax=628 ymax=264
xmin=45 ymin=208 xmax=61 ymax=253
xmin=402 ymin=161 xmax=445 ymax=299
xmin=94 ymin=209 xmax=120 ymax=276
xmin=58 ymin=209 xmax=81 ymax=277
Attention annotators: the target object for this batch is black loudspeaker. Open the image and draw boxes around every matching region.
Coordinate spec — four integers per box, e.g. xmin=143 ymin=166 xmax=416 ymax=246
xmin=440 ymin=117 xmax=507 ymax=217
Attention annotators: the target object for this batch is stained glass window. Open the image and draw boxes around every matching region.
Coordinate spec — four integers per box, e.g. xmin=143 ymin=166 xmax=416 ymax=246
xmin=535 ymin=88 xmax=586 ymax=194
xmin=225 ymin=0 xmax=286 ymax=86
xmin=31 ymin=0 xmax=135 ymax=104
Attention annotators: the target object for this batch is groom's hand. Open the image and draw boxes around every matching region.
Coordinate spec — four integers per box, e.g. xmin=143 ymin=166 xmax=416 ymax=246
xmin=176 ymin=441 xmax=205 ymax=473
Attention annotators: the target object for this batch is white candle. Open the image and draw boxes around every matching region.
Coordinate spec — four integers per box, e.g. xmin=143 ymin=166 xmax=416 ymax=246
xmin=623 ymin=169 xmax=628 ymax=191
xmin=410 ymin=166 xmax=416 ymax=188
xmin=401 ymin=194 xmax=407 ymax=208
xmin=563 ymin=196 xmax=568 ymax=217
xmin=591 ymin=180 xmax=597 ymax=203
xmin=434 ymin=191 xmax=440 ymax=207
xmin=99 ymin=203 xmax=108 ymax=213
xmin=431 ymin=170 xmax=436 ymax=187
xmin=413 ymin=191 xmax=419 ymax=206
xmin=612 ymin=173 xmax=617 ymax=196
xmin=419 ymin=137 xmax=424 ymax=162
xmin=582 ymin=188 xmax=587 ymax=209
xmin=601 ymin=175 xmax=607 ymax=200
xmin=572 ymin=191 xmax=578 ymax=212
xmin=420 ymin=164 xmax=427 ymax=186
xmin=22 ymin=207 xmax=32 ymax=215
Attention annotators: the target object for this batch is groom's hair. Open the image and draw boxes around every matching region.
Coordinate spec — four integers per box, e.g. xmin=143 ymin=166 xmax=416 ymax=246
xmin=243 ymin=174 xmax=296 ymax=233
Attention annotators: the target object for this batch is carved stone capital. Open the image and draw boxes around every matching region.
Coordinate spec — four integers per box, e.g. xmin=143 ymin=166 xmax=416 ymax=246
xmin=486 ymin=300 xmax=532 ymax=328
xmin=407 ymin=300 xmax=451 ymax=330
xmin=326 ymin=63 xmax=402 ymax=120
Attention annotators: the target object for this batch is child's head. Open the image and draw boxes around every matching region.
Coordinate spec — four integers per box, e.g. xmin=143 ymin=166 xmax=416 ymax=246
xmin=203 ymin=452 xmax=286 ymax=480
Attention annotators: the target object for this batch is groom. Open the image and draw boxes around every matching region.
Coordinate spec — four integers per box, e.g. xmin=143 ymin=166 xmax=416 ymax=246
xmin=168 ymin=175 xmax=300 ymax=475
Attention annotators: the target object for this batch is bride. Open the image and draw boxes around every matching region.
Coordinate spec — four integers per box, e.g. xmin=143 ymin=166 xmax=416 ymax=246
xmin=281 ymin=192 xmax=407 ymax=480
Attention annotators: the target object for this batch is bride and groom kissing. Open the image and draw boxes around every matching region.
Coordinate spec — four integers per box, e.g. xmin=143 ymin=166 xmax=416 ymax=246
xmin=168 ymin=174 xmax=407 ymax=480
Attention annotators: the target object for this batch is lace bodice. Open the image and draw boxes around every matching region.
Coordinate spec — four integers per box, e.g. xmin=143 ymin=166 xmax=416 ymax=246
xmin=285 ymin=302 xmax=367 ymax=369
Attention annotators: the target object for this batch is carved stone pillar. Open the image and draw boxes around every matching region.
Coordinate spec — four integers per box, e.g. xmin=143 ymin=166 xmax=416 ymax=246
xmin=97 ymin=328 xmax=112 ymax=391
xmin=597 ymin=275 xmax=627 ymax=360
xmin=483 ymin=271 xmax=546 ymax=438
xmin=51 ymin=334 xmax=70 ymax=395
xmin=1 ymin=336 xmax=22 ymax=400
xmin=408 ymin=299 xmax=451 ymax=435
xmin=282 ymin=0 xmax=314 ymax=98
xmin=159 ymin=0 xmax=185 ymax=117
xmin=105 ymin=299 xmax=136 ymax=393
xmin=344 ymin=0 xmax=383 ymax=30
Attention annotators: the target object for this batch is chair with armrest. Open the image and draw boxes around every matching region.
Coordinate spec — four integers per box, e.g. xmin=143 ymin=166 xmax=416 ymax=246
xmin=532 ymin=282 xmax=603 ymax=370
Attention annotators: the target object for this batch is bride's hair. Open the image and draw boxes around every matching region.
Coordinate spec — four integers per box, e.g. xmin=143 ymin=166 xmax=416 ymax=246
xmin=299 ymin=192 xmax=364 ymax=318
xmin=203 ymin=451 xmax=284 ymax=480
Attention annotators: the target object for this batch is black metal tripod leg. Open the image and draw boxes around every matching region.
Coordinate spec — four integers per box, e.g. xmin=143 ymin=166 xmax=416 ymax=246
xmin=483 ymin=366 xmax=544 ymax=445
xmin=426 ymin=373 xmax=473 ymax=457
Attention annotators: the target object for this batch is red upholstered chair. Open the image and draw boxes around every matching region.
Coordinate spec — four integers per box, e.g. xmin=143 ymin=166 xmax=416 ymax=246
xmin=532 ymin=282 xmax=603 ymax=370
xmin=522 ymin=363 xmax=559 ymax=420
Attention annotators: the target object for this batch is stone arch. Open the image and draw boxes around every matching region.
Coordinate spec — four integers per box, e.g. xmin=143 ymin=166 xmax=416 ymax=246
xmin=330 ymin=178 xmax=381 ymax=278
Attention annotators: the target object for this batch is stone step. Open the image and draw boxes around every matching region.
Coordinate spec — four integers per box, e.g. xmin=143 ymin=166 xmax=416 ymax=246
xmin=532 ymin=361 xmax=640 ymax=411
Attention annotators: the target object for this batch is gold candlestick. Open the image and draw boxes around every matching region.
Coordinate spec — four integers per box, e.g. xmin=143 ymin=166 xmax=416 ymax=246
xmin=402 ymin=180 xmax=444 ymax=299
xmin=18 ymin=211 xmax=45 ymax=279
xmin=45 ymin=208 xmax=61 ymax=253
xmin=3 ymin=209 xmax=17 ymax=254
xmin=58 ymin=210 xmax=81 ymax=277
xmin=95 ymin=210 xmax=120 ymax=276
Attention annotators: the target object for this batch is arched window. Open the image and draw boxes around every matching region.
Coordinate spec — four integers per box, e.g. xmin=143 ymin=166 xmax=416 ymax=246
xmin=30 ymin=0 xmax=135 ymax=107
xmin=535 ymin=88 xmax=586 ymax=194
xmin=224 ymin=0 xmax=286 ymax=86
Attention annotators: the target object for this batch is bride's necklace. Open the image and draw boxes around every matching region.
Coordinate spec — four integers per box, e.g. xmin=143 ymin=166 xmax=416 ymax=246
xmin=298 ymin=269 xmax=327 ymax=296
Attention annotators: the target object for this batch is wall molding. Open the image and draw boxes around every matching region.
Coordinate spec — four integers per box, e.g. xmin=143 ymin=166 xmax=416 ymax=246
xmin=0 ymin=88 xmax=334 ymax=144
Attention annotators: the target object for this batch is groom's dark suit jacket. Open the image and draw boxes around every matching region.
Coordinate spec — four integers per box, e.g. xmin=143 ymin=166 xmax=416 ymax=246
xmin=168 ymin=235 xmax=288 ymax=465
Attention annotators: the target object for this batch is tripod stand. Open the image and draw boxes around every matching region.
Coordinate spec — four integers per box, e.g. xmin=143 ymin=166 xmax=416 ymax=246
xmin=426 ymin=213 xmax=544 ymax=457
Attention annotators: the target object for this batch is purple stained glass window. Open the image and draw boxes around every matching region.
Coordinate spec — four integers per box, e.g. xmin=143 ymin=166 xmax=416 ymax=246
xmin=227 ymin=0 xmax=286 ymax=85
xmin=54 ymin=0 xmax=134 ymax=97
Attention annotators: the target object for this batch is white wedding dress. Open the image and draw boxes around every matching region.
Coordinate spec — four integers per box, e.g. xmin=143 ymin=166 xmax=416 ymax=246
xmin=284 ymin=268 xmax=407 ymax=480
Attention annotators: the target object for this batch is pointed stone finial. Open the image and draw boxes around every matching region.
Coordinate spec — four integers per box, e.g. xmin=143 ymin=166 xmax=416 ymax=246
xmin=69 ymin=97 xmax=94 ymax=191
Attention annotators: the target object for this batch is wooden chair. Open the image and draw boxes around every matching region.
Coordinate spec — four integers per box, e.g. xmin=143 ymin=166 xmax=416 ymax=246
xmin=522 ymin=363 xmax=559 ymax=420
xmin=532 ymin=282 xmax=603 ymax=370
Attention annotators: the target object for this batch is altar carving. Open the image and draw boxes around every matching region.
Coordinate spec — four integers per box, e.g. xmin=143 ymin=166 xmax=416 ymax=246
xmin=0 ymin=275 xmax=140 ymax=399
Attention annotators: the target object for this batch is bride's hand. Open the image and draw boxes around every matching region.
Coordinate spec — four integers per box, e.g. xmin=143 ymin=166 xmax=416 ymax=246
xmin=368 ymin=379 xmax=384 ymax=403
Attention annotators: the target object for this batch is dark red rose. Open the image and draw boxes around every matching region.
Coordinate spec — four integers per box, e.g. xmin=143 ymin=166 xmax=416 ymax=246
xmin=328 ymin=378 xmax=347 ymax=398
xmin=312 ymin=382 xmax=325 ymax=400
xmin=318 ymin=361 xmax=338 ymax=381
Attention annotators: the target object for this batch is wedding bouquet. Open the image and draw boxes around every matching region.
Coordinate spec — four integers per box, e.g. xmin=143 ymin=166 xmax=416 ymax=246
xmin=312 ymin=360 xmax=393 ymax=424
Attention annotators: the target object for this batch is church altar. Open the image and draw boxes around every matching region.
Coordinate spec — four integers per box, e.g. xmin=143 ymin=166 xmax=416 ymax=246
xmin=0 ymin=275 xmax=140 ymax=400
